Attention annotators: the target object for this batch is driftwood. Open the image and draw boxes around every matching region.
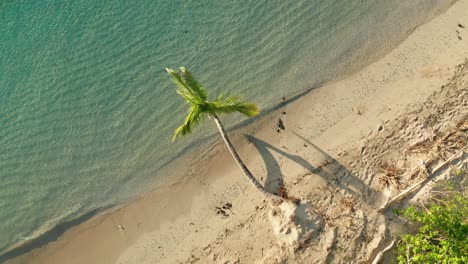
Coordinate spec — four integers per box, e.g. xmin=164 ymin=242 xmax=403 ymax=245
xmin=370 ymin=240 xmax=396 ymax=264
xmin=378 ymin=144 xmax=467 ymax=213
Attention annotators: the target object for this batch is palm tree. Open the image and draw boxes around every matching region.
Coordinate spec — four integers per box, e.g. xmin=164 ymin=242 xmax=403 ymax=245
xmin=166 ymin=67 xmax=283 ymax=203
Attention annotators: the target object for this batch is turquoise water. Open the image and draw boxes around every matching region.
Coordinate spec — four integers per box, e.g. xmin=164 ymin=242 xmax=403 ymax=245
xmin=0 ymin=0 xmax=454 ymax=255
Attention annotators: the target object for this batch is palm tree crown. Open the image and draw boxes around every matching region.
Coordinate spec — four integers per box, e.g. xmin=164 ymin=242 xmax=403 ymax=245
xmin=165 ymin=67 xmax=260 ymax=141
xmin=166 ymin=67 xmax=286 ymax=203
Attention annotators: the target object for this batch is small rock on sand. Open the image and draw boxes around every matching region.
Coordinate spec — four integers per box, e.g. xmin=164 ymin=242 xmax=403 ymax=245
xmin=377 ymin=124 xmax=384 ymax=132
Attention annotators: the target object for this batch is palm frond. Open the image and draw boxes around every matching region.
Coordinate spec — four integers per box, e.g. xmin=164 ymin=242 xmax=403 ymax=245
xmin=176 ymin=88 xmax=203 ymax=105
xmin=172 ymin=105 xmax=204 ymax=141
xmin=166 ymin=68 xmax=200 ymax=105
xmin=209 ymin=95 xmax=260 ymax=117
xmin=165 ymin=68 xmax=190 ymax=93
xmin=180 ymin=67 xmax=208 ymax=101
xmin=166 ymin=67 xmax=260 ymax=141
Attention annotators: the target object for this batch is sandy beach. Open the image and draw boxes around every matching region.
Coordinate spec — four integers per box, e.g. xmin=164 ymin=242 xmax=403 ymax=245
xmin=5 ymin=0 xmax=468 ymax=263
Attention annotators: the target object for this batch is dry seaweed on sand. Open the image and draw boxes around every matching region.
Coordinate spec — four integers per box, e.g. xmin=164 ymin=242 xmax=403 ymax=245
xmin=378 ymin=163 xmax=405 ymax=189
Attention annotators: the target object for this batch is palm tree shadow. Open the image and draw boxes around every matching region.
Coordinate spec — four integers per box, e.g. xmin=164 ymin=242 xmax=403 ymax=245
xmin=246 ymin=134 xmax=381 ymax=202
xmin=246 ymin=135 xmax=356 ymax=196
xmin=244 ymin=135 xmax=286 ymax=194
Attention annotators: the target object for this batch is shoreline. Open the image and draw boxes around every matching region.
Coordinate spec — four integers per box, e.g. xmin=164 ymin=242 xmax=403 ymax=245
xmin=5 ymin=0 xmax=468 ymax=263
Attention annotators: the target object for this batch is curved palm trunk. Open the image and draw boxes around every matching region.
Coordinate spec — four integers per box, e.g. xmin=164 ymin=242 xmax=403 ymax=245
xmin=212 ymin=114 xmax=282 ymax=203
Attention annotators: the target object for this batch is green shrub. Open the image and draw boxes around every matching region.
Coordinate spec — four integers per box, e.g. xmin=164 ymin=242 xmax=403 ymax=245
xmin=396 ymin=192 xmax=468 ymax=263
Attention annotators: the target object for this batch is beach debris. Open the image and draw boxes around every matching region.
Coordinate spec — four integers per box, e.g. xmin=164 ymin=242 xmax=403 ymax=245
xmin=117 ymin=224 xmax=125 ymax=230
xmin=282 ymin=111 xmax=287 ymax=115
xmin=458 ymin=23 xmax=465 ymax=28
xmin=378 ymin=144 xmax=467 ymax=212
xmin=278 ymin=118 xmax=285 ymax=131
xmin=215 ymin=207 xmax=229 ymax=217
xmin=278 ymin=186 xmax=288 ymax=199
xmin=369 ymin=239 xmax=396 ymax=264
xmin=215 ymin=202 xmax=233 ymax=217
xmin=378 ymin=163 xmax=404 ymax=189
xmin=223 ymin=202 xmax=233 ymax=210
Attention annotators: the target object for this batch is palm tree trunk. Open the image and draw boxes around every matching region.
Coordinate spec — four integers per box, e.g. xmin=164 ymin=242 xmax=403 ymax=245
xmin=212 ymin=114 xmax=282 ymax=202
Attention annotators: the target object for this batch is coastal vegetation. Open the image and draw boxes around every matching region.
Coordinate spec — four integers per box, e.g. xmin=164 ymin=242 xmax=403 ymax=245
xmin=396 ymin=182 xmax=467 ymax=263
xmin=165 ymin=67 xmax=282 ymax=202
